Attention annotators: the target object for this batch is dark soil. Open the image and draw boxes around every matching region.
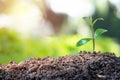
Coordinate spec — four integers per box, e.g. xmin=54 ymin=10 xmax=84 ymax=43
xmin=0 ymin=51 xmax=120 ymax=80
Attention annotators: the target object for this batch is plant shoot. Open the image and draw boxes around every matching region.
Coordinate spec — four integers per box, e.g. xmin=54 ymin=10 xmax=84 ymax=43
xmin=76 ymin=16 xmax=108 ymax=51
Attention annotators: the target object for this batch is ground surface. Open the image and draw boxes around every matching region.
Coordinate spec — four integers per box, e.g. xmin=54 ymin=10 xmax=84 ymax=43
xmin=0 ymin=51 xmax=120 ymax=80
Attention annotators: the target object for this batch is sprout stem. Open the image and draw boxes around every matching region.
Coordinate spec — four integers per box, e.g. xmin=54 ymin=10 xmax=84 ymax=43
xmin=92 ymin=37 xmax=95 ymax=52
xmin=91 ymin=23 xmax=95 ymax=52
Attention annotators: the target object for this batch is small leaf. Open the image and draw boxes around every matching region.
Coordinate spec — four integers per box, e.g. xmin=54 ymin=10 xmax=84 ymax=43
xmin=83 ymin=17 xmax=89 ymax=22
xmin=93 ymin=18 xmax=104 ymax=26
xmin=94 ymin=28 xmax=108 ymax=38
xmin=83 ymin=17 xmax=89 ymax=20
xmin=76 ymin=38 xmax=92 ymax=47
xmin=83 ymin=17 xmax=91 ymax=26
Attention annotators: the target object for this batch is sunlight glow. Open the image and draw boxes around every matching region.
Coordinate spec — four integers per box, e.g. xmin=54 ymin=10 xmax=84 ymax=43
xmin=0 ymin=0 xmax=43 ymax=35
xmin=0 ymin=14 xmax=13 ymax=27
xmin=9 ymin=3 xmax=41 ymax=34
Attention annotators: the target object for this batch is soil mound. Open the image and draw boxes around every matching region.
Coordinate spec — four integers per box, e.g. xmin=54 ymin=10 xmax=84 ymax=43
xmin=0 ymin=51 xmax=120 ymax=80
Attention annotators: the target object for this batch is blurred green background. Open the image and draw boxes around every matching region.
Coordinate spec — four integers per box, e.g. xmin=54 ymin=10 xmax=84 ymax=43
xmin=0 ymin=0 xmax=120 ymax=64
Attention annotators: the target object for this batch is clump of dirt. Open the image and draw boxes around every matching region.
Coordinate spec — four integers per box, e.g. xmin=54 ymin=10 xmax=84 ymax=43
xmin=0 ymin=51 xmax=120 ymax=80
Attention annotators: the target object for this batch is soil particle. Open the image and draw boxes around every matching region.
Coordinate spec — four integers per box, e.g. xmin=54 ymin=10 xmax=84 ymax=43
xmin=0 ymin=51 xmax=120 ymax=80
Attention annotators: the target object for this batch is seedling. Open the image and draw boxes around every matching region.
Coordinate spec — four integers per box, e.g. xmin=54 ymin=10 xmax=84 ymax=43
xmin=76 ymin=16 xmax=108 ymax=51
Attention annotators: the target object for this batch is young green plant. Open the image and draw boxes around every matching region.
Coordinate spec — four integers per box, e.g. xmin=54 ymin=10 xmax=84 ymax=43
xmin=76 ymin=16 xmax=108 ymax=51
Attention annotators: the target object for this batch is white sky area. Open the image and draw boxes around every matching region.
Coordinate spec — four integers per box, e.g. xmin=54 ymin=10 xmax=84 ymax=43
xmin=47 ymin=0 xmax=95 ymax=18
xmin=0 ymin=0 xmax=120 ymax=36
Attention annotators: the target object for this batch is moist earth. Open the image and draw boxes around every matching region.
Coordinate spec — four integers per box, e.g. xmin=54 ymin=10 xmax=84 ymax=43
xmin=0 ymin=51 xmax=120 ymax=80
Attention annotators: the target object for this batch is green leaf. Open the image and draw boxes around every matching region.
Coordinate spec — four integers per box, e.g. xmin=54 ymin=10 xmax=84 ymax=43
xmin=94 ymin=28 xmax=108 ymax=38
xmin=83 ymin=17 xmax=91 ymax=26
xmin=93 ymin=18 xmax=104 ymax=26
xmin=83 ymin=17 xmax=89 ymax=22
xmin=76 ymin=38 xmax=92 ymax=47
xmin=83 ymin=16 xmax=93 ymax=27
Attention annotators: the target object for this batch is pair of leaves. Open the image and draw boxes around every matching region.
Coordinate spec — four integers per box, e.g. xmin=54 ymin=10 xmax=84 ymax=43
xmin=76 ymin=28 xmax=107 ymax=47
xmin=83 ymin=17 xmax=104 ymax=27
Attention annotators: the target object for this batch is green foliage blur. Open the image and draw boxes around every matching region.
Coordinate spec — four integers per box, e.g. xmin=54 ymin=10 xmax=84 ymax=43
xmin=0 ymin=28 xmax=24 ymax=54
xmin=0 ymin=28 xmax=120 ymax=64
